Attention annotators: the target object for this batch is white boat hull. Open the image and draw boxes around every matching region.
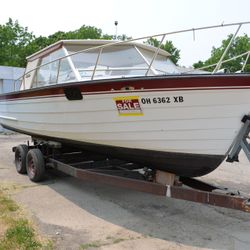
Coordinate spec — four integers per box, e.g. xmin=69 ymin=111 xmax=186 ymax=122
xmin=0 ymin=88 xmax=249 ymax=154
xmin=1 ymin=75 xmax=250 ymax=176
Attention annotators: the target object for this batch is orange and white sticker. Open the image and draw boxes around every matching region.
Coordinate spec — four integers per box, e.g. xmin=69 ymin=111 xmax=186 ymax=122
xmin=113 ymin=96 xmax=143 ymax=116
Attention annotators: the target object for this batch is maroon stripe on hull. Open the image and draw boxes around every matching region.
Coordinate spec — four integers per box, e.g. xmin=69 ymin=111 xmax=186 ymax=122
xmin=0 ymin=74 xmax=250 ymax=101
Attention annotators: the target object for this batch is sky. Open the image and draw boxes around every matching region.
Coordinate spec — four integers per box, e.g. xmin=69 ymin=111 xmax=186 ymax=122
xmin=0 ymin=0 xmax=249 ymax=66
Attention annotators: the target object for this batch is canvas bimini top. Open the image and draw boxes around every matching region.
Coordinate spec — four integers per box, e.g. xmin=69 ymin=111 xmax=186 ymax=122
xmin=22 ymin=39 xmax=179 ymax=90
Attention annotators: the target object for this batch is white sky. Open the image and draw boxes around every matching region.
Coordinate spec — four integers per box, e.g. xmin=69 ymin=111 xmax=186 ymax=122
xmin=0 ymin=0 xmax=249 ymax=66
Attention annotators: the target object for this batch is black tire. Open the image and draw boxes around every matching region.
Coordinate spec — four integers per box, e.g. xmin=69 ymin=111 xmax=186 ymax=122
xmin=15 ymin=144 xmax=28 ymax=174
xmin=26 ymin=149 xmax=45 ymax=182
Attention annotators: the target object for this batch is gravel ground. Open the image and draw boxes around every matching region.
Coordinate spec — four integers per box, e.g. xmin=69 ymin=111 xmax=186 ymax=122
xmin=0 ymin=133 xmax=250 ymax=250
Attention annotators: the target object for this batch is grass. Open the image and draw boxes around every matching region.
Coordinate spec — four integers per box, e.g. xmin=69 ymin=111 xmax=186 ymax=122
xmin=0 ymin=219 xmax=42 ymax=250
xmin=0 ymin=189 xmax=52 ymax=250
xmin=80 ymin=236 xmax=134 ymax=249
xmin=0 ymin=191 xmax=19 ymax=213
xmin=81 ymin=241 xmax=103 ymax=249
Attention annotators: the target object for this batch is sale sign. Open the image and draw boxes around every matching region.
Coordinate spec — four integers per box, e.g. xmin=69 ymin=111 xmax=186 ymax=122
xmin=113 ymin=96 xmax=143 ymax=116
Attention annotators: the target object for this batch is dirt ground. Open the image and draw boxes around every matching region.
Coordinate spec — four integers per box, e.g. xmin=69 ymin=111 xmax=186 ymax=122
xmin=1 ymin=133 xmax=250 ymax=250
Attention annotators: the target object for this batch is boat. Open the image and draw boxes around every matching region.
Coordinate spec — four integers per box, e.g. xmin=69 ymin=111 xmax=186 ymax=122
xmin=0 ymin=22 xmax=250 ymax=177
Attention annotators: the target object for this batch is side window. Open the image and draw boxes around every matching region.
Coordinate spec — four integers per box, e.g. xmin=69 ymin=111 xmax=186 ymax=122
xmin=57 ymin=58 xmax=75 ymax=82
xmin=98 ymin=46 xmax=148 ymax=77
xmin=70 ymin=50 xmax=99 ymax=80
xmin=35 ymin=59 xmax=50 ymax=87
xmin=32 ymin=49 xmax=73 ymax=88
xmin=137 ymin=47 xmax=179 ymax=74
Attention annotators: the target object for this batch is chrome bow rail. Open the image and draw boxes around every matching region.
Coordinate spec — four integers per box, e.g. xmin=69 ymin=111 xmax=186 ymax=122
xmin=14 ymin=21 xmax=250 ymax=91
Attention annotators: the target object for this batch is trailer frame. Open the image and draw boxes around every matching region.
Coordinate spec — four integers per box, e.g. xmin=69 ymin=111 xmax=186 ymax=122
xmin=13 ymin=140 xmax=250 ymax=213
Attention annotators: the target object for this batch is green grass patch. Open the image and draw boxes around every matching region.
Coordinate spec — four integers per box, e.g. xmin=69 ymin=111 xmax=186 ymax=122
xmin=0 ymin=189 xmax=53 ymax=250
xmin=81 ymin=241 xmax=103 ymax=249
xmin=0 ymin=219 xmax=42 ymax=250
xmin=112 ymin=238 xmax=126 ymax=244
xmin=0 ymin=191 xmax=18 ymax=213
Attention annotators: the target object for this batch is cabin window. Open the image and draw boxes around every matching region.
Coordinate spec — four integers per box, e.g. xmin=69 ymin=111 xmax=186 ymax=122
xmin=67 ymin=45 xmax=149 ymax=80
xmin=32 ymin=49 xmax=73 ymax=88
xmin=96 ymin=46 xmax=148 ymax=78
xmin=70 ymin=49 xmax=99 ymax=80
xmin=137 ymin=48 xmax=179 ymax=74
xmin=57 ymin=58 xmax=75 ymax=82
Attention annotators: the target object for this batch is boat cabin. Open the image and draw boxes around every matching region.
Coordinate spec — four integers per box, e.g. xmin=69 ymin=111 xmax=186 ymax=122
xmin=21 ymin=40 xmax=179 ymax=90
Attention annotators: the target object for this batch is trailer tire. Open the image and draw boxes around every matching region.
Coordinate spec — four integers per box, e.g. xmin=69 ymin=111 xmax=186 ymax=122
xmin=15 ymin=144 xmax=29 ymax=174
xmin=26 ymin=149 xmax=45 ymax=182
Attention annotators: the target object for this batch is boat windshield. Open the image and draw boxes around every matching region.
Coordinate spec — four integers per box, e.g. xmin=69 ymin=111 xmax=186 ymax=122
xmin=24 ymin=42 xmax=179 ymax=89
xmin=66 ymin=44 xmax=179 ymax=80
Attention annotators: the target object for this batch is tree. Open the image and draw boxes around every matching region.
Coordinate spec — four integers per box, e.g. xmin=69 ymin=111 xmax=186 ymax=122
xmin=146 ymin=37 xmax=181 ymax=64
xmin=27 ymin=25 xmax=104 ymax=54
xmin=0 ymin=18 xmax=134 ymax=67
xmin=193 ymin=34 xmax=250 ymax=72
xmin=0 ymin=18 xmax=34 ymax=67
xmin=25 ymin=26 xmax=127 ymax=61
xmin=116 ymin=34 xmax=132 ymax=41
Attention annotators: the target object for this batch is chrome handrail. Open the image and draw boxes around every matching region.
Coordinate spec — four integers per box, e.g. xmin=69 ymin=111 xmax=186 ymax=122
xmin=13 ymin=21 xmax=250 ymax=91
xmin=145 ymin=34 xmax=166 ymax=76
xmin=91 ymin=48 xmax=103 ymax=80
xmin=242 ymin=51 xmax=250 ymax=72
xmin=184 ymin=51 xmax=250 ymax=73
xmin=213 ymin=24 xmax=242 ymax=73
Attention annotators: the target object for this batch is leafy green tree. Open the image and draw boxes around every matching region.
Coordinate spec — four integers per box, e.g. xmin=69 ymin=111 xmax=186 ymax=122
xmin=27 ymin=25 xmax=103 ymax=53
xmin=101 ymin=34 xmax=113 ymax=40
xmin=26 ymin=25 xmax=125 ymax=59
xmin=193 ymin=34 xmax=250 ymax=72
xmin=146 ymin=37 xmax=181 ymax=64
xmin=0 ymin=18 xmax=34 ymax=67
xmin=25 ymin=36 xmax=51 ymax=54
xmin=0 ymin=18 xmax=134 ymax=67
xmin=116 ymin=34 xmax=132 ymax=41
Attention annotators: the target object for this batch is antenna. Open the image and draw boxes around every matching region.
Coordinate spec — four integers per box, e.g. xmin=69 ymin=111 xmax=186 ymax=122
xmin=114 ymin=21 xmax=118 ymax=40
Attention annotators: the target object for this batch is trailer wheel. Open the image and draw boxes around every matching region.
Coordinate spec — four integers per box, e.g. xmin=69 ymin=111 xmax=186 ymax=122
xmin=15 ymin=144 xmax=28 ymax=174
xmin=26 ymin=149 xmax=45 ymax=182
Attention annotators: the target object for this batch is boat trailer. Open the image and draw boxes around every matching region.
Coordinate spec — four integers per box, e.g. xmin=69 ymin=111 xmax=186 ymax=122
xmin=47 ymin=153 xmax=250 ymax=213
xmin=13 ymin=128 xmax=250 ymax=213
